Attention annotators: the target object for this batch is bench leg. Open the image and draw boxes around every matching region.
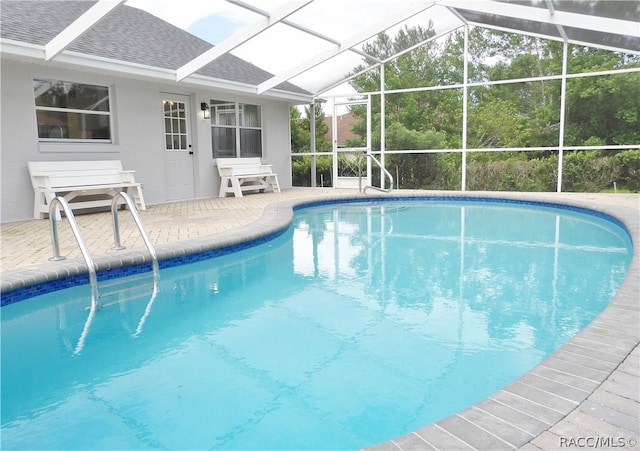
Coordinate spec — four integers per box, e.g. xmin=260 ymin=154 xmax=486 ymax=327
xmin=129 ymin=186 xmax=146 ymax=210
xmin=219 ymin=177 xmax=230 ymax=197
xmin=231 ymin=178 xmax=243 ymax=197
xmin=219 ymin=177 xmax=244 ymax=198
xmin=218 ymin=177 xmax=242 ymax=197
xmin=34 ymin=192 xmax=45 ymax=219
xmin=269 ymin=175 xmax=281 ymax=193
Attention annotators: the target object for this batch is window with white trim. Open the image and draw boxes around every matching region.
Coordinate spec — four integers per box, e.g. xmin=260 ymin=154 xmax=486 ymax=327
xmin=210 ymin=100 xmax=262 ymax=158
xmin=34 ymin=79 xmax=111 ymax=141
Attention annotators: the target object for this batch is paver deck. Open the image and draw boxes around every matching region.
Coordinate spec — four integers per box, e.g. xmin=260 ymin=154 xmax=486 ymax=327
xmin=1 ymin=188 xmax=638 ymax=450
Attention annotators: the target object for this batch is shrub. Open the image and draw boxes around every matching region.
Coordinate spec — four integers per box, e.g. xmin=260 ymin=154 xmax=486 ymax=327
xmin=528 ymin=156 xmax=558 ymax=191
xmin=292 ymin=155 xmax=332 ymax=187
xmin=390 ymin=153 xmax=460 ymax=190
xmin=561 ymin=151 xmax=620 ymax=192
xmin=292 ymin=149 xmax=638 ymax=193
xmin=612 ymin=150 xmax=640 ymax=192
xmin=466 ymin=158 xmax=556 ymax=192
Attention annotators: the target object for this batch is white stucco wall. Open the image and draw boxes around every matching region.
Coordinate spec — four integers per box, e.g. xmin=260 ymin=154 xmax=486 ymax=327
xmin=0 ymin=57 xmax=294 ymax=222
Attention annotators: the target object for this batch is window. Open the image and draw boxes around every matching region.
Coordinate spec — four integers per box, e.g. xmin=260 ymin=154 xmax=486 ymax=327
xmin=162 ymin=99 xmax=188 ymax=150
xmin=34 ymin=79 xmax=111 ymax=141
xmin=210 ymin=100 xmax=262 ymax=158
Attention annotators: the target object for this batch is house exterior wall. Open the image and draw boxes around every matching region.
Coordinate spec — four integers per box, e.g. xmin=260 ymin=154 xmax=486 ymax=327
xmin=0 ymin=57 xmax=293 ymax=222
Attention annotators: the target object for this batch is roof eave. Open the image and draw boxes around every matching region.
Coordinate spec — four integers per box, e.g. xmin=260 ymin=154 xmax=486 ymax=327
xmin=184 ymin=73 xmax=312 ymax=102
xmin=0 ymin=39 xmax=313 ymax=103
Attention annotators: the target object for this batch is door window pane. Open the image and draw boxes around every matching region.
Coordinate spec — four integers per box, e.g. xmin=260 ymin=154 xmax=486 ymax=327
xmin=163 ymin=100 xmax=188 ymax=150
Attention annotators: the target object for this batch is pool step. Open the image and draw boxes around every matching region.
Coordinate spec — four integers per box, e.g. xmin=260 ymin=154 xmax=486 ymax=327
xmin=98 ymin=273 xmax=158 ymax=306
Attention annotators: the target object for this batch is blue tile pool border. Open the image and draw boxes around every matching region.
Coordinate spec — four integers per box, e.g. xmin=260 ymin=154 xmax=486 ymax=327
xmin=0 ymin=228 xmax=289 ymax=306
xmin=1 ymin=195 xmax=633 ymax=307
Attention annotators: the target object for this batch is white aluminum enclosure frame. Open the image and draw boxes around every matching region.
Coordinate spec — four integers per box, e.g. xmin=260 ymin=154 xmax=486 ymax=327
xmin=225 ymin=0 xmax=639 ymax=98
xmin=3 ymin=0 xmax=638 ymax=99
xmin=332 ymin=97 xmax=372 ymax=189
xmin=176 ymin=0 xmax=313 ymax=82
xmin=313 ymin=48 xmax=640 ymax=192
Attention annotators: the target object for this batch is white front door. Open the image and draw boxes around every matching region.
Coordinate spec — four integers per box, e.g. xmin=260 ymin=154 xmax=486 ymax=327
xmin=162 ymin=95 xmax=195 ymax=200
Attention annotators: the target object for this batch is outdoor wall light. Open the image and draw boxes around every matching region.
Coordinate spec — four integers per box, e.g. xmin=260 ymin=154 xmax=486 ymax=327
xmin=201 ymin=102 xmax=210 ymax=119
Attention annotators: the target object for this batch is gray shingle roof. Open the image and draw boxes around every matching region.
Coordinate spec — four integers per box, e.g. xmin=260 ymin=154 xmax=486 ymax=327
xmin=1 ymin=0 xmax=94 ymax=45
xmin=0 ymin=0 xmax=309 ymax=95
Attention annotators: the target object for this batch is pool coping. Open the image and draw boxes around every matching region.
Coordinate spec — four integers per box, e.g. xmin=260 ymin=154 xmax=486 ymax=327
xmin=1 ymin=191 xmax=639 ymax=450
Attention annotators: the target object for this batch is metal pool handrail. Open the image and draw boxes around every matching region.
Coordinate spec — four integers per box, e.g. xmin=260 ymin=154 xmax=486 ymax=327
xmin=48 ymin=196 xmax=99 ymax=310
xmin=48 ymin=192 xmax=159 ymax=314
xmin=111 ymin=192 xmax=159 ymax=277
xmin=47 ymin=193 xmax=159 ymax=354
xmin=360 ymin=152 xmax=394 ymax=194
xmin=111 ymin=191 xmax=160 ymax=339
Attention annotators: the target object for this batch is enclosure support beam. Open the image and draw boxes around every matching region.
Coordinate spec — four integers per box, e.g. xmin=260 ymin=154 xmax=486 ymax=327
xmin=310 ymin=102 xmax=317 ymax=188
xmin=557 ymin=41 xmax=569 ymax=193
xmin=367 ymin=94 xmax=373 ymax=188
xmin=461 ymin=25 xmax=469 ymax=191
xmin=380 ymin=64 xmax=386 ymax=188
xmin=332 ymin=110 xmax=338 ymax=188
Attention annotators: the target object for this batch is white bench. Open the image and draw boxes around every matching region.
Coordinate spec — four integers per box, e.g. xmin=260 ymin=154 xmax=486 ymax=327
xmin=217 ymin=157 xmax=280 ymax=198
xmin=28 ymin=160 xmax=146 ymax=219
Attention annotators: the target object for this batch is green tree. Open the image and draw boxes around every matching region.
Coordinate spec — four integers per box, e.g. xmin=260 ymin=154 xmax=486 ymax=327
xmin=564 ymin=47 xmax=640 ymax=146
xmin=467 ymin=97 xmax=530 ymax=150
xmin=349 ymin=24 xmax=463 ymax=187
xmin=290 ymin=107 xmax=308 ymax=153
xmin=290 ymin=104 xmax=331 ymax=153
xmin=346 ymin=24 xmax=640 ymax=191
xmin=466 ymin=30 xmax=564 ymax=150
xmin=290 ymin=104 xmax=332 ymax=186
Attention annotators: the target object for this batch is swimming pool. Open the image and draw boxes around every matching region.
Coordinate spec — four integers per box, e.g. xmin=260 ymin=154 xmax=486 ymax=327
xmin=1 ymin=197 xmax=633 ymax=450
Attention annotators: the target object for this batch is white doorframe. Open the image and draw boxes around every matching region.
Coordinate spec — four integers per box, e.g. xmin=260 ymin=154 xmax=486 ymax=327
xmin=162 ymin=94 xmax=195 ymax=201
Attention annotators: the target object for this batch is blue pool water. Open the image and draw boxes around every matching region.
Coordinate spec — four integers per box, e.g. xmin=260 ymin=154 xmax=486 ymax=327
xmin=1 ymin=199 xmax=633 ymax=450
